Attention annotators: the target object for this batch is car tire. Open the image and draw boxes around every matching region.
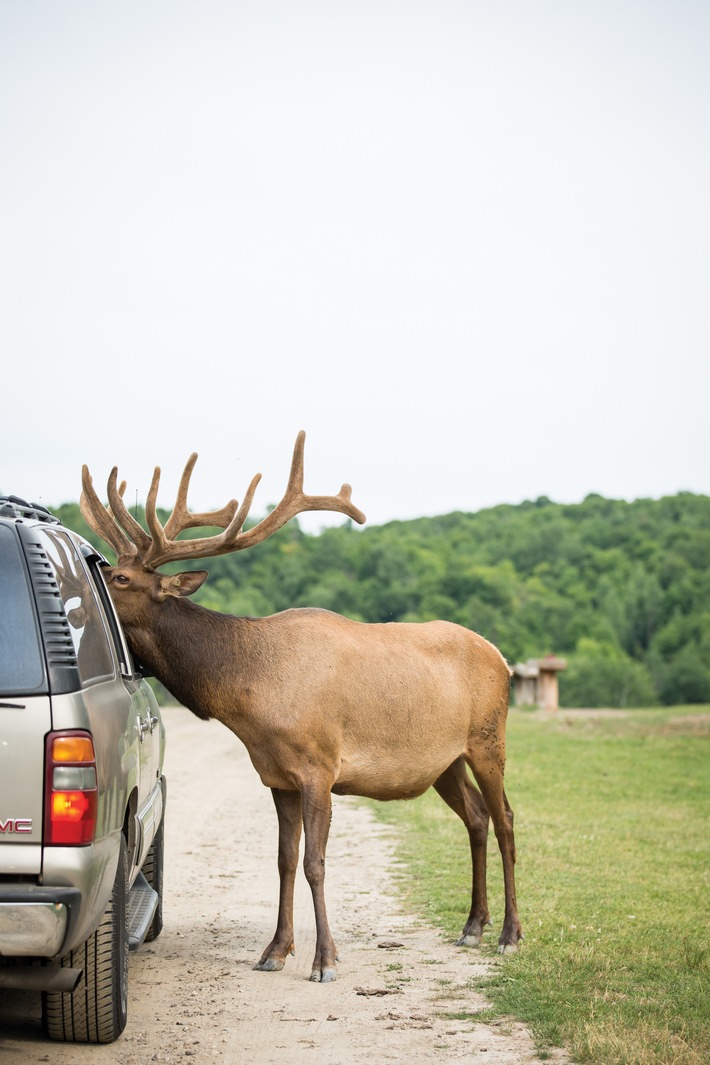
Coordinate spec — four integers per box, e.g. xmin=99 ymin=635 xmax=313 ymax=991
xmin=142 ymin=811 xmax=164 ymax=942
xmin=43 ymin=833 xmax=129 ymax=1043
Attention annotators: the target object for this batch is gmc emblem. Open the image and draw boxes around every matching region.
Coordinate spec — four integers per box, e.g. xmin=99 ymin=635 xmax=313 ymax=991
xmin=0 ymin=818 xmax=33 ymax=834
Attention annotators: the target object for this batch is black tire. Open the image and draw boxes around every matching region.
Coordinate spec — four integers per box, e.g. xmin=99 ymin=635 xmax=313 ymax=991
xmin=142 ymin=812 xmax=164 ymax=942
xmin=43 ymin=834 xmax=129 ymax=1043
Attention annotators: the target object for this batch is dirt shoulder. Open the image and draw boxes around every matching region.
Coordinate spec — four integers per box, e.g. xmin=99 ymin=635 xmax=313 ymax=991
xmin=0 ymin=706 xmax=569 ymax=1065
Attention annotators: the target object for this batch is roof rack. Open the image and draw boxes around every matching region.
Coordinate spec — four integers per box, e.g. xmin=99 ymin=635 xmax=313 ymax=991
xmin=0 ymin=495 xmax=60 ymax=524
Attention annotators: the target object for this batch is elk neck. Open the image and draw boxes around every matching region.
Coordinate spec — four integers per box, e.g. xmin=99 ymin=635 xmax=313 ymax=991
xmin=122 ymin=596 xmax=256 ymax=724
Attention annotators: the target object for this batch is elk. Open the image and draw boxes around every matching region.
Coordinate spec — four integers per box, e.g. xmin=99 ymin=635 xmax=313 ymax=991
xmin=80 ymin=432 xmax=522 ymax=982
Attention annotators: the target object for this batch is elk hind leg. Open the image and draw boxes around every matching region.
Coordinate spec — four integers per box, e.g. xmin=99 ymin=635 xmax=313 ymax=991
xmin=466 ymin=747 xmax=523 ymax=953
xmin=254 ymin=787 xmax=302 ymax=972
xmin=434 ymin=757 xmax=492 ymax=946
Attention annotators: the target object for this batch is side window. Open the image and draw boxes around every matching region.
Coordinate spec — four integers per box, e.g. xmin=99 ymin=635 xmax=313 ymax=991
xmin=40 ymin=530 xmax=115 ymax=685
xmin=89 ymin=560 xmax=136 ymax=678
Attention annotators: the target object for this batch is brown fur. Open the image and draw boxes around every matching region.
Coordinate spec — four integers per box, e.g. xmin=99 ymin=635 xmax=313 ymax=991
xmin=103 ymin=563 xmax=523 ymax=979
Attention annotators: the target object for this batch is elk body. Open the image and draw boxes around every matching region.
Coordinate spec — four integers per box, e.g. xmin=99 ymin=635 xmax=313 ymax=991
xmin=81 ymin=433 xmax=522 ymax=982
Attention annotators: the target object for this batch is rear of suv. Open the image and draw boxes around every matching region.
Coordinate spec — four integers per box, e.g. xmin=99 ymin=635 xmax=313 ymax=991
xmin=0 ymin=495 xmax=166 ymax=1043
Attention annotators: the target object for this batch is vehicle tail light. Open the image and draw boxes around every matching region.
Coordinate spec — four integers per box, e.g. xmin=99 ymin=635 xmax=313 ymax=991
xmin=44 ymin=731 xmax=98 ymax=845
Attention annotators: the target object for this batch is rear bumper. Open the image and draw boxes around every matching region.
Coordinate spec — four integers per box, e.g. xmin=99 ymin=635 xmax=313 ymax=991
xmin=0 ymin=886 xmax=81 ymax=957
xmin=0 ymin=832 xmax=118 ymax=960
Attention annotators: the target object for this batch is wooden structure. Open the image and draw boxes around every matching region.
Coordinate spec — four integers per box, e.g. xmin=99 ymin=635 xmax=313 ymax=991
xmin=512 ymin=655 xmax=567 ymax=712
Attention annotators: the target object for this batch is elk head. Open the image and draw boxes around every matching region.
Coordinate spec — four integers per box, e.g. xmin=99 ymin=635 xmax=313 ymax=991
xmin=80 ymin=431 xmax=366 ymax=625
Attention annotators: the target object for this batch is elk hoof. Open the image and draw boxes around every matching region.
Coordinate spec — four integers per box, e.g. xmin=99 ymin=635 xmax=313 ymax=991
xmin=456 ymin=916 xmax=490 ymax=947
xmin=253 ymin=957 xmax=285 ymax=972
xmin=310 ymin=967 xmax=337 ymax=983
xmin=456 ymin=933 xmax=482 ymax=947
xmin=498 ymin=925 xmax=523 ymax=954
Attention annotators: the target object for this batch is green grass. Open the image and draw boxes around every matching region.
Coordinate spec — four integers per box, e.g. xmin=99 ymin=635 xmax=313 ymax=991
xmin=368 ymin=706 xmax=710 ymax=1065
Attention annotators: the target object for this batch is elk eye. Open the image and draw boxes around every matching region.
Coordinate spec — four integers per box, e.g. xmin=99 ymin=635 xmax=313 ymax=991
xmin=113 ymin=574 xmax=130 ymax=585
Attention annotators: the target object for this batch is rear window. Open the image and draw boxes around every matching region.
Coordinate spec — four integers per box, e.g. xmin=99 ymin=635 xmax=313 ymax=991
xmin=0 ymin=524 xmax=45 ymax=694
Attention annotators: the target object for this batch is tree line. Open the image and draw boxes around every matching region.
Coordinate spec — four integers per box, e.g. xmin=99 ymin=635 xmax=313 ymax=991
xmin=56 ymin=490 xmax=710 ymax=708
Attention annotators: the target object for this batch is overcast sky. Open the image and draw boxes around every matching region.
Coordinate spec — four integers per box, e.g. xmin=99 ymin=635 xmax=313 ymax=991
xmin=1 ymin=1 xmax=708 ymax=533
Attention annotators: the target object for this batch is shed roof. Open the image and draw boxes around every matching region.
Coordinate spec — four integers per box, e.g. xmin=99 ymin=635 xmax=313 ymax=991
xmin=512 ymin=655 xmax=567 ymax=677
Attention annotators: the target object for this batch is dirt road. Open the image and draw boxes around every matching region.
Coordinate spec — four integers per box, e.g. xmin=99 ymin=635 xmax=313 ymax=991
xmin=0 ymin=706 xmax=568 ymax=1064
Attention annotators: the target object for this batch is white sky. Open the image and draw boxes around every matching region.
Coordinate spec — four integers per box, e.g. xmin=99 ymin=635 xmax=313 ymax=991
xmin=1 ymin=1 xmax=708 ymax=532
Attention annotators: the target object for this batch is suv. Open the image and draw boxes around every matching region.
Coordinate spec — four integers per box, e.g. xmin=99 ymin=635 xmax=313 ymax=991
xmin=0 ymin=495 xmax=166 ymax=1043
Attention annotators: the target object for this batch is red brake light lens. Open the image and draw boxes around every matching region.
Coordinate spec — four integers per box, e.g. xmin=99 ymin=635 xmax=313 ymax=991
xmin=45 ymin=731 xmax=98 ymax=845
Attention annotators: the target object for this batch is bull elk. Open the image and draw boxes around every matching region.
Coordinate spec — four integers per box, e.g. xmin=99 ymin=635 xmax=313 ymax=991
xmin=80 ymin=432 xmax=522 ymax=982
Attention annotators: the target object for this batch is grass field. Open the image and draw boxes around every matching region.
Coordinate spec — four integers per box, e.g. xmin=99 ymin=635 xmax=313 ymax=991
xmin=369 ymin=706 xmax=710 ymax=1065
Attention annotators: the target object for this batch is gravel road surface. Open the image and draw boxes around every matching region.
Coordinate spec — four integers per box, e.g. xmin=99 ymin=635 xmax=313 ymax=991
xmin=0 ymin=706 xmax=569 ymax=1065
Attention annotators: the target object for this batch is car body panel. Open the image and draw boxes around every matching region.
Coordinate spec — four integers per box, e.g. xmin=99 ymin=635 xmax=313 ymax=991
xmin=0 ymin=695 xmax=51 ymax=869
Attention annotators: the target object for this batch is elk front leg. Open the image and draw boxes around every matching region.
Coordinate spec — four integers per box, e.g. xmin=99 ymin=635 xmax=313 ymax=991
xmin=301 ymin=783 xmax=338 ymax=983
xmin=254 ymin=787 xmax=302 ymax=972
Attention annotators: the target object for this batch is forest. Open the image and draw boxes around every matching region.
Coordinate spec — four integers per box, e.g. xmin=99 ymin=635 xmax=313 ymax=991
xmin=56 ymin=490 xmax=710 ymax=708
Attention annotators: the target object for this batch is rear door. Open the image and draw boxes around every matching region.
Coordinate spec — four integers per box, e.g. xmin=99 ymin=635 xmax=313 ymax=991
xmin=0 ymin=523 xmax=50 ymax=875
xmin=81 ymin=551 xmax=162 ymax=866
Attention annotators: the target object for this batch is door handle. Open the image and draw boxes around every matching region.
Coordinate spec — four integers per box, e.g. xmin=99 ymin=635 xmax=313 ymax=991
xmin=135 ymin=714 xmax=151 ymax=742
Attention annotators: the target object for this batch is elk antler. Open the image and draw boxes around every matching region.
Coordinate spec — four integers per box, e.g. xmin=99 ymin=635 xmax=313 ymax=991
xmin=80 ymin=431 xmax=366 ymax=568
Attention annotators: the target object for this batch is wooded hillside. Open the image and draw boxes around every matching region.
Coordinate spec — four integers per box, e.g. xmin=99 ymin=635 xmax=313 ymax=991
xmin=57 ymin=491 xmax=710 ymax=708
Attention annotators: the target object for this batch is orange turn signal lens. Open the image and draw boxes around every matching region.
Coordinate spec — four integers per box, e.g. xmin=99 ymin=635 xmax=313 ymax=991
xmin=51 ymin=735 xmax=96 ymax=763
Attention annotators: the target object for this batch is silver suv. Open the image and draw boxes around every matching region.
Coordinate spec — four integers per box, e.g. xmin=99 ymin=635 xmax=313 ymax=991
xmin=0 ymin=496 xmax=166 ymax=1043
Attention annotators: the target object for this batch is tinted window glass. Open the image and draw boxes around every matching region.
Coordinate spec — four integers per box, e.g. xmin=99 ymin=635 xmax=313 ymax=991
xmin=91 ymin=560 xmax=135 ymax=677
xmin=41 ymin=530 xmax=115 ymax=684
xmin=0 ymin=524 xmax=45 ymax=694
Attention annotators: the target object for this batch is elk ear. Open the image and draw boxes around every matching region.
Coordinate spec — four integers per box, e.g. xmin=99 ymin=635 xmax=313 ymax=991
xmin=159 ymin=570 xmax=209 ymax=599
